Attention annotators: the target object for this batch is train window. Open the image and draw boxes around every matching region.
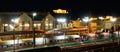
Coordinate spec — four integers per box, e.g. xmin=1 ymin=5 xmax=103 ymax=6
xmin=57 ymin=40 xmax=59 ymax=42
xmin=66 ymin=39 xmax=69 ymax=41
xmin=54 ymin=40 xmax=57 ymax=42
xmin=75 ymin=38 xmax=79 ymax=40
xmin=70 ymin=38 xmax=73 ymax=40
xmin=50 ymin=40 xmax=53 ymax=43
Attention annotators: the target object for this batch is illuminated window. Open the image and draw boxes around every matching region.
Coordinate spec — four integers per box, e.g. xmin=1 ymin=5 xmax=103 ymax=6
xmin=24 ymin=24 xmax=30 ymax=31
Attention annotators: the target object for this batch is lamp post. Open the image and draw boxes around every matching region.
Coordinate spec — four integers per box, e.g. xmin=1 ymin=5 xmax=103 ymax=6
xmin=110 ymin=18 xmax=117 ymax=31
xmin=4 ymin=24 xmax=8 ymax=32
xmin=9 ymin=25 xmax=15 ymax=52
xmin=11 ymin=18 xmax=19 ymax=52
xmin=82 ymin=17 xmax=90 ymax=33
xmin=32 ymin=13 xmax=37 ymax=48
xmin=98 ymin=16 xmax=104 ymax=32
xmin=110 ymin=18 xmax=117 ymax=42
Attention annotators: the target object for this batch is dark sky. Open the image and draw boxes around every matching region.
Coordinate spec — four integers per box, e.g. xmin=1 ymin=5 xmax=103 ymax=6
xmin=0 ymin=0 xmax=120 ymax=17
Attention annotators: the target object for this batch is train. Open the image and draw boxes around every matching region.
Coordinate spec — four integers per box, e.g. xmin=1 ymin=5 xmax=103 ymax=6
xmin=0 ymin=34 xmax=81 ymax=48
xmin=0 ymin=31 xmax=119 ymax=48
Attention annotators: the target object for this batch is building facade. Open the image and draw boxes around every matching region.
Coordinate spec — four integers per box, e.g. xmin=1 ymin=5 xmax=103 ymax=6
xmin=0 ymin=12 xmax=119 ymax=33
xmin=0 ymin=12 xmax=57 ymax=32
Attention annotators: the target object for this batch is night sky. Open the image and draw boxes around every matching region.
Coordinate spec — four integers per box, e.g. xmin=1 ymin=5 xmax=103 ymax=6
xmin=0 ymin=0 xmax=120 ymax=18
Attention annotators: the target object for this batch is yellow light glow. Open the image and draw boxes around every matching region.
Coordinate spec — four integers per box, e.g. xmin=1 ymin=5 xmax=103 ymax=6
xmin=90 ymin=18 xmax=93 ymax=21
xmin=46 ymin=23 xmax=49 ymax=26
xmin=110 ymin=18 xmax=117 ymax=22
xmin=11 ymin=18 xmax=20 ymax=23
xmin=79 ymin=20 xmax=82 ymax=22
xmin=101 ymin=18 xmax=104 ymax=20
xmin=53 ymin=9 xmax=68 ymax=14
xmin=37 ymin=24 xmax=41 ymax=26
xmin=90 ymin=18 xmax=97 ymax=21
xmin=4 ymin=24 xmax=8 ymax=26
xmin=25 ymin=24 xmax=29 ymax=26
xmin=49 ymin=23 xmax=52 ymax=26
xmin=106 ymin=16 xmax=113 ymax=19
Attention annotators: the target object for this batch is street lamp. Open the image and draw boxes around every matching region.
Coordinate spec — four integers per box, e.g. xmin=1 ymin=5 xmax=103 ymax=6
xmin=11 ymin=19 xmax=19 ymax=23
xmin=110 ymin=18 xmax=117 ymax=34
xmin=110 ymin=17 xmax=117 ymax=42
xmin=82 ymin=17 xmax=90 ymax=22
xmin=32 ymin=12 xmax=37 ymax=48
xmin=82 ymin=17 xmax=90 ymax=33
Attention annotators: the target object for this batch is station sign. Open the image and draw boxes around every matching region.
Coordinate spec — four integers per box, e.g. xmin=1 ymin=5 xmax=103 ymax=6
xmin=53 ymin=9 xmax=68 ymax=14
